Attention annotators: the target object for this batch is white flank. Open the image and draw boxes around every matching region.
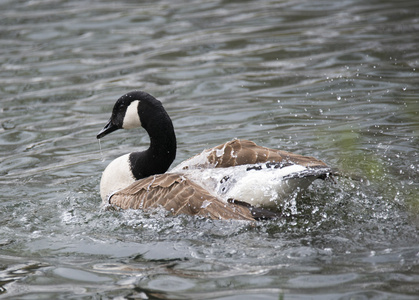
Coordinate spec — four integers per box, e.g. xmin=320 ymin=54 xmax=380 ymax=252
xmin=100 ymin=153 xmax=136 ymax=202
xmin=223 ymin=165 xmax=315 ymax=208
xmin=172 ymin=163 xmax=317 ymax=209
xmin=122 ymin=100 xmax=141 ymax=129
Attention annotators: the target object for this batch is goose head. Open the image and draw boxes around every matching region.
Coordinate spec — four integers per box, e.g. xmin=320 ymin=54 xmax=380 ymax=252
xmin=97 ymin=91 xmax=158 ymax=139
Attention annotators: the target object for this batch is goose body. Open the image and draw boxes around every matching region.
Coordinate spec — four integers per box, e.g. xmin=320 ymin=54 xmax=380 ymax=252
xmin=97 ymin=91 xmax=333 ymax=220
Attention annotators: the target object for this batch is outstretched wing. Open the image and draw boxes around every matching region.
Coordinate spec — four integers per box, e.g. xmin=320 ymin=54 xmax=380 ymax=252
xmin=108 ymin=173 xmax=257 ymax=221
xmin=208 ymin=139 xmax=329 ymax=168
xmin=173 ymin=139 xmax=329 ymax=171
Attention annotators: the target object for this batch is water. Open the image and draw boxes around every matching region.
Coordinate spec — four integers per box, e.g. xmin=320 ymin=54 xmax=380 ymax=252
xmin=1 ymin=0 xmax=418 ymax=298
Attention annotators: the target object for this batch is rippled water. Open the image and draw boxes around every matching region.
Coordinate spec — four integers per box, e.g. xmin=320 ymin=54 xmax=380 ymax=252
xmin=1 ymin=0 xmax=419 ymax=298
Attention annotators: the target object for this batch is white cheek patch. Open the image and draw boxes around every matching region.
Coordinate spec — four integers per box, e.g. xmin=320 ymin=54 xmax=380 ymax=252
xmin=122 ymin=100 xmax=141 ymax=129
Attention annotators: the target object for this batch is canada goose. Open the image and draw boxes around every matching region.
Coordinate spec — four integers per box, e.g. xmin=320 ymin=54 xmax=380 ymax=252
xmin=97 ymin=91 xmax=334 ymax=221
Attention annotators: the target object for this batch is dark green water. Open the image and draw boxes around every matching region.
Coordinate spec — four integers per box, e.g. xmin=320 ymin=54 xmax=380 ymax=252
xmin=1 ymin=0 xmax=418 ymax=299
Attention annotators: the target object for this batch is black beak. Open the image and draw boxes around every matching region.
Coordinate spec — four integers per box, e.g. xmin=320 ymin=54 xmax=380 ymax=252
xmin=97 ymin=119 xmax=119 ymax=139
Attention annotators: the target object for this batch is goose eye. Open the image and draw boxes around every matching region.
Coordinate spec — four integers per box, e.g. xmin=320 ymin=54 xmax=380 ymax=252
xmin=115 ymin=103 xmax=126 ymax=113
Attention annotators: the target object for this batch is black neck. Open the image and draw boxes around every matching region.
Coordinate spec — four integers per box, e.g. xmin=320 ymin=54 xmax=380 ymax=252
xmin=129 ymin=106 xmax=176 ymax=180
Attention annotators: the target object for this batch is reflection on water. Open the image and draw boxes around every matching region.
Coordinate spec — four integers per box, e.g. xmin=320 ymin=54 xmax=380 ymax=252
xmin=1 ymin=0 xmax=418 ymax=298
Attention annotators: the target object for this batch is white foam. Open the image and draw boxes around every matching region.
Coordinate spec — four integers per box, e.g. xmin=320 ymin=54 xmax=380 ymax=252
xmin=170 ymin=148 xmax=215 ymax=172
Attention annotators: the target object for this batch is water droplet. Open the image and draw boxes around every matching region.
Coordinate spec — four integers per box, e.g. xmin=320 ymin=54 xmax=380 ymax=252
xmin=2 ymin=120 xmax=15 ymax=130
xmin=337 ymin=96 xmax=341 ymax=101
xmin=98 ymin=139 xmax=105 ymax=162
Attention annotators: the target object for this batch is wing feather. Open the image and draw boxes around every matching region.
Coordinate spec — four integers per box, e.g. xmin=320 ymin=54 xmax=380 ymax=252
xmin=198 ymin=139 xmax=328 ymax=169
xmin=109 ymin=173 xmax=255 ymax=221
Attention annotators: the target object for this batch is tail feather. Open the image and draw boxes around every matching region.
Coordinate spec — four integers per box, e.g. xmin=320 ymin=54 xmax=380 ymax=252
xmin=227 ymin=198 xmax=281 ymax=220
xmin=282 ymin=167 xmax=334 ymax=180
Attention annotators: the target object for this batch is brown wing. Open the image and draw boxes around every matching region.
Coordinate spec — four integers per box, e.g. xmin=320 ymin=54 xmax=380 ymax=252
xmin=204 ymin=139 xmax=328 ymax=168
xmin=108 ymin=173 xmax=255 ymax=221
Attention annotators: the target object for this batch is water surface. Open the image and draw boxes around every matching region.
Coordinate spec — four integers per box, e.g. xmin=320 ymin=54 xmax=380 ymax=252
xmin=1 ymin=0 xmax=419 ymax=299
